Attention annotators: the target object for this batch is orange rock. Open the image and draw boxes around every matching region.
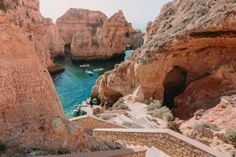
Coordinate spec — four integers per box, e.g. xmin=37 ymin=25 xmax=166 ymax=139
xmin=57 ymin=9 xmax=143 ymax=60
xmin=56 ymin=8 xmax=107 ymax=44
xmin=43 ymin=18 xmax=65 ymax=58
xmin=0 ymin=0 xmax=86 ymax=152
xmin=92 ymin=0 xmax=236 ymax=118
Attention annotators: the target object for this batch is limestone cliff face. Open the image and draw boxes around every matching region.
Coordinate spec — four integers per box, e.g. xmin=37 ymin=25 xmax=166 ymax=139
xmin=57 ymin=9 xmax=143 ymax=60
xmin=70 ymin=10 xmax=134 ymax=60
xmin=92 ymin=0 xmax=236 ymax=119
xmin=43 ymin=18 xmax=65 ymax=58
xmin=56 ymin=8 xmax=107 ymax=44
xmin=0 ymin=0 xmax=86 ymax=151
xmin=1 ymin=0 xmax=53 ymax=67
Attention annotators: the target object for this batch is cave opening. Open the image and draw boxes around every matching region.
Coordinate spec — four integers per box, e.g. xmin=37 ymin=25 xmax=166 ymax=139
xmin=163 ymin=66 xmax=187 ymax=109
xmin=64 ymin=43 xmax=71 ymax=54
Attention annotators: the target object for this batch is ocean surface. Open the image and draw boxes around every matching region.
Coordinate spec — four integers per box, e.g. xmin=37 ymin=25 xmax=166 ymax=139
xmin=52 ymin=50 xmax=133 ymax=118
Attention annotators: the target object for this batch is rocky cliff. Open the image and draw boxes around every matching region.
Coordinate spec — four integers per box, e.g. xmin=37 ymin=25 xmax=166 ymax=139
xmin=92 ymin=0 xmax=236 ymax=119
xmin=43 ymin=18 xmax=65 ymax=58
xmin=56 ymin=8 xmax=107 ymax=44
xmin=0 ymin=0 xmax=53 ymax=67
xmin=57 ymin=9 xmax=143 ymax=60
xmin=0 ymin=0 xmax=86 ymax=153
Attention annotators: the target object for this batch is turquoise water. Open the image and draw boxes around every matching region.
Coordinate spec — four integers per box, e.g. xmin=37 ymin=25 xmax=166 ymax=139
xmin=52 ymin=50 xmax=133 ymax=118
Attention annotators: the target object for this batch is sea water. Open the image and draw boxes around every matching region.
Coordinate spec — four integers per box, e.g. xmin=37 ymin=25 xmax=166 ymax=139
xmin=52 ymin=50 xmax=133 ymax=117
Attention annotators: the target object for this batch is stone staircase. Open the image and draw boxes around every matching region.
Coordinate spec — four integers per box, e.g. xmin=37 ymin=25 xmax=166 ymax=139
xmin=93 ymin=128 xmax=229 ymax=157
xmin=40 ymin=115 xmax=230 ymax=157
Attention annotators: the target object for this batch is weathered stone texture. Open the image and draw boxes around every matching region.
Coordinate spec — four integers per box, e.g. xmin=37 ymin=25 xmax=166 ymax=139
xmin=92 ymin=0 xmax=236 ymax=120
xmin=94 ymin=129 xmax=228 ymax=157
xmin=57 ymin=9 xmax=143 ymax=60
xmin=70 ymin=115 xmax=125 ymax=130
xmin=43 ymin=18 xmax=65 ymax=58
xmin=0 ymin=0 xmax=86 ymax=151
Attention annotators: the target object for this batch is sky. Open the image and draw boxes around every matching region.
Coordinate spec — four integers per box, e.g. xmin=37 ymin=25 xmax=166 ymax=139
xmin=40 ymin=0 xmax=171 ymax=31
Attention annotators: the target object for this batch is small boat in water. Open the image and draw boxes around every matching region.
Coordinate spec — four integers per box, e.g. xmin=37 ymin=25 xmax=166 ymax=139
xmin=93 ymin=68 xmax=104 ymax=72
xmin=72 ymin=104 xmax=80 ymax=116
xmin=80 ymin=64 xmax=90 ymax=68
xmin=85 ymin=70 xmax=94 ymax=76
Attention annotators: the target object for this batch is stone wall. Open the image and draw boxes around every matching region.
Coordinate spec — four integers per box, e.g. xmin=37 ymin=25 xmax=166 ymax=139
xmin=69 ymin=115 xmax=126 ymax=130
xmin=94 ymin=129 xmax=228 ymax=157
xmin=39 ymin=148 xmax=146 ymax=157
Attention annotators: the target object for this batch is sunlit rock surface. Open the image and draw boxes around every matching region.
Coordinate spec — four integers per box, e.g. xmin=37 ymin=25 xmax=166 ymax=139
xmin=92 ymin=0 xmax=236 ymax=120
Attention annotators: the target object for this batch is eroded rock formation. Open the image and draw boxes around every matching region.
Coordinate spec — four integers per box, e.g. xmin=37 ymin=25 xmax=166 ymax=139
xmin=71 ymin=10 xmax=134 ymax=60
xmin=43 ymin=18 xmax=65 ymax=58
xmin=0 ymin=0 xmax=86 ymax=152
xmin=57 ymin=9 xmax=143 ymax=60
xmin=92 ymin=0 xmax=236 ymax=120
xmin=56 ymin=8 xmax=107 ymax=45
xmin=0 ymin=0 xmax=53 ymax=67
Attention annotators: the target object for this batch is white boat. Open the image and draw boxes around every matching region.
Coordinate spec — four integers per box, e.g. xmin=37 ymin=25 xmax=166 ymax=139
xmin=93 ymin=68 xmax=104 ymax=72
xmin=72 ymin=104 xmax=80 ymax=116
xmin=80 ymin=64 xmax=90 ymax=68
xmin=85 ymin=70 xmax=94 ymax=75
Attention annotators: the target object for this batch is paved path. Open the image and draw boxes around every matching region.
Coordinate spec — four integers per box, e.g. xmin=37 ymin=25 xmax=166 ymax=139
xmin=125 ymin=100 xmax=148 ymax=119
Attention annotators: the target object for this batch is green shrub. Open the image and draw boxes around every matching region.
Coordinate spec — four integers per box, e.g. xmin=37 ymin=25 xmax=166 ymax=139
xmin=225 ymin=128 xmax=236 ymax=148
xmin=163 ymin=112 xmax=174 ymax=122
xmin=112 ymin=98 xmax=129 ymax=111
xmin=146 ymin=99 xmax=174 ymax=122
xmin=147 ymin=100 xmax=162 ymax=111
xmin=148 ymin=106 xmax=171 ymax=119
xmin=191 ymin=121 xmax=220 ymax=131
xmin=167 ymin=121 xmax=181 ymax=133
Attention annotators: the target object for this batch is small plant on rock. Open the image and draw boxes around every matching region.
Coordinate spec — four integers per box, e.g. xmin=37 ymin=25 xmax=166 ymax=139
xmin=146 ymin=99 xmax=174 ymax=122
xmin=163 ymin=112 xmax=174 ymax=122
xmin=191 ymin=120 xmax=220 ymax=131
xmin=112 ymin=98 xmax=129 ymax=111
xmin=225 ymin=128 xmax=236 ymax=148
xmin=148 ymin=106 xmax=172 ymax=119
xmin=167 ymin=121 xmax=181 ymax=133
xmin=147 ymin=99 xmax=162 ymax=109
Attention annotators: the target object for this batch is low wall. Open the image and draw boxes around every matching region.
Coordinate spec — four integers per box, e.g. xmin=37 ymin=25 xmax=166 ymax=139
xmin=94 ymin=129 xmax=228 ymax=157
xmin=69 ymin=115 xmax=126 ymax=130
xmin=39 ymin=148 xmax=146 ymax=157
